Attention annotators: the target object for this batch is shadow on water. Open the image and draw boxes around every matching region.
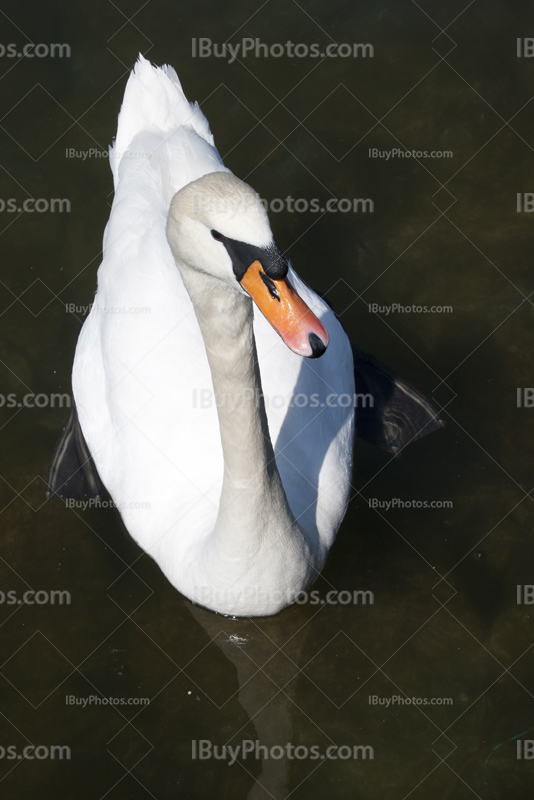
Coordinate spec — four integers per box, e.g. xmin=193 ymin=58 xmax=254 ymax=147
xmin=187 ymin=601 xmax=311 ymax=800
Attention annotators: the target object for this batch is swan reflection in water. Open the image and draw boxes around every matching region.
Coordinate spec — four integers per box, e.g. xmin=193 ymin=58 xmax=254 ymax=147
xmin=187 ymin=600 xmax=313 ymax=800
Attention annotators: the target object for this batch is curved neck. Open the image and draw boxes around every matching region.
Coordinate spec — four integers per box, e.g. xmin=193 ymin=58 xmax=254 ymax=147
xmin=181 ymin=266 xmax=298 ymax=560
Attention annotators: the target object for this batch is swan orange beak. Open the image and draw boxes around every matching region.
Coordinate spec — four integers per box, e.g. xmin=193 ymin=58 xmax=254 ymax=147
xmin=241 ymin=260 xmax=329 ymax=358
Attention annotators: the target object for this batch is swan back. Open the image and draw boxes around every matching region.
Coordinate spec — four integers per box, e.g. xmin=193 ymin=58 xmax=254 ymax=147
xmin=73 ymin=56 xmax=356 ymax=614
xmin=109 ymin=54 xmax=220 ymax=190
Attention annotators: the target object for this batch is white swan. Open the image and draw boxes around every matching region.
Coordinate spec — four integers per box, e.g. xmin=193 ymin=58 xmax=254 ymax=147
xmin=48 ymin=56 xmax=442 ymax=616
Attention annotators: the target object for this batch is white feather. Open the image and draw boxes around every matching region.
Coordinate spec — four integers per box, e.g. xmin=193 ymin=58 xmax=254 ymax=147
xmin=73 ymin=56 xmax=355 ymax=616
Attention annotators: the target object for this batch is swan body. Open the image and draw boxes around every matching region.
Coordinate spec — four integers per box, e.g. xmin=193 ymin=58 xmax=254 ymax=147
xmin=71 ymin=56 xmax=356 ymax=616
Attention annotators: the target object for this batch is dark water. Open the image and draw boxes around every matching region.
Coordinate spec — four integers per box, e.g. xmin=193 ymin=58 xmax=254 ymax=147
xmin=0 ymin=0 xmax=533 ymax=797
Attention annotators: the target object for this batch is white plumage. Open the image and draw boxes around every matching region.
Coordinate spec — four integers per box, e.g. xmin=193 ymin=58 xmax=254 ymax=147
xmin=72 ymin=56 xmax=355 ymax=616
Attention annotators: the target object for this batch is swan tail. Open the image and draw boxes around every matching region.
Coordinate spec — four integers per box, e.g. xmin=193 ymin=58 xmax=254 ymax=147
xmin=109 ymin=53 xmax=215 ymax=185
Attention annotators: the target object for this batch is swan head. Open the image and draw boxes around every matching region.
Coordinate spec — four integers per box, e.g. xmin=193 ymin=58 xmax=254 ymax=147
xmin=166 ymin=171 xmax=328 ymax=358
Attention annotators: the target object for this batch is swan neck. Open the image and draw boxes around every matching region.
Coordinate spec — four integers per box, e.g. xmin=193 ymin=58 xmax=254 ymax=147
xmin=182 ymin=267 xmax=297 ymax=556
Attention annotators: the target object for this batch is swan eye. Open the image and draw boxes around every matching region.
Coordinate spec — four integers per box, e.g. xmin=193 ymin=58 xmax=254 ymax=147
xmin=211 ymin=230 xmax=224 ymax=241
xmin=260 ymin=272 xmax=281 ymax=301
